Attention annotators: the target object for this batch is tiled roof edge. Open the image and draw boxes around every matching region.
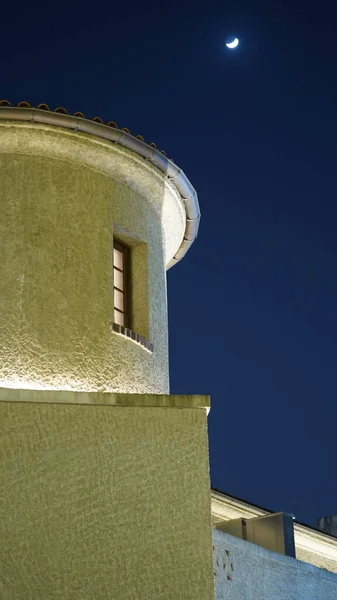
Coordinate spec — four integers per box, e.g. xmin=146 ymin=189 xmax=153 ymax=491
xmin=0 ymin=101 xmax=200 ymax=267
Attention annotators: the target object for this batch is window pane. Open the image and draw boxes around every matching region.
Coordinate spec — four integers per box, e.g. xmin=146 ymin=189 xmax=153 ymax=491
xmin=114 ymin=289 xmax=124 ymax=312
xmin=114 ymin=309 xmax=124 ymax=326
xmin=114 ymin=268 xmax=124 ymax=291
xmin=113 ymin=248 xmax=123 ymax=270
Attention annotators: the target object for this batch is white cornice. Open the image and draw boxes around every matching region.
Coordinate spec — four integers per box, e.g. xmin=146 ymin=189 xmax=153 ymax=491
xmin=211 ymin=490 xmax=337 ymax=573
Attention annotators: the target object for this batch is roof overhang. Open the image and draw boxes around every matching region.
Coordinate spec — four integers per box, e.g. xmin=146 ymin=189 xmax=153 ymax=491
xmin=0 ymin=105 xmax=200 ymax=268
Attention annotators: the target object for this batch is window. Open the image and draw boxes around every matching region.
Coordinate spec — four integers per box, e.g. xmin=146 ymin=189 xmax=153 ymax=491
xmin=113 ymin=240 xmax=131 ymax=328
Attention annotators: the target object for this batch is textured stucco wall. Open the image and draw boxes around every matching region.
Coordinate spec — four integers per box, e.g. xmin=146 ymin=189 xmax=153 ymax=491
xmin=0 ymin=122 xmax=186 ymax=393
xmin=0 ymin=390 xmax=214 ymax=600
xmin=213 ymin=529 xmax=337 ymax=600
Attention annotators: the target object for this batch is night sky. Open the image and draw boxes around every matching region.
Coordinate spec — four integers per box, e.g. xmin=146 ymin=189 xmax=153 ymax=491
xmin=2 ymin=0 xmax=337 ymax=527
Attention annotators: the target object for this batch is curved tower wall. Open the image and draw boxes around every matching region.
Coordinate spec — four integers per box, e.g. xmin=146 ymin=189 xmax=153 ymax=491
xmin=0 ymin=109 xmax=215 ymax=600
xmin=0 ymin=121 xmax=186 ymax=393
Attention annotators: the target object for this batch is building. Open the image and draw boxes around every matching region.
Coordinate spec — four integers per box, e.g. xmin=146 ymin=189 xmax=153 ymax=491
xmin=211 ymin=489 xmax=337 ymax=599
xmin=0 ymin=102 xmax=213 ymax=600
xmin=0 ymin=102 xmax=337 ymax=600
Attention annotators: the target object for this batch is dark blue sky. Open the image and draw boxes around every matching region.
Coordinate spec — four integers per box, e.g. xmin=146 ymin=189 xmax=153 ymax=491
xmin=3 ymin=0 xmax=337 ymax=526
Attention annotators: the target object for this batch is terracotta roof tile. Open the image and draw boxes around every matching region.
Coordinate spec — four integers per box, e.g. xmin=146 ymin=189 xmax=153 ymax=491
xmin=0 ymin=101 xmax=168 ymax=157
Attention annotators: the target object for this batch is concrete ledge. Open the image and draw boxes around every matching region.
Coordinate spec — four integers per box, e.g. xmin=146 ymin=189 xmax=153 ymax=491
xmin=0 ymin=386 xmax=210 ymax=410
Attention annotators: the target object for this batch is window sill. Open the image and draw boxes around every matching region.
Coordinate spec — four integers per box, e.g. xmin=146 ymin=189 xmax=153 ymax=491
xmin=111 ymin=323 xmax=154 ymax=353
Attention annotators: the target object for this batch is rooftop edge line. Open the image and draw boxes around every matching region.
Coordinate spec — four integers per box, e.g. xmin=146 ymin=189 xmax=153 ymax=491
xmin=0 ymin=103 xmax=201 ymax=267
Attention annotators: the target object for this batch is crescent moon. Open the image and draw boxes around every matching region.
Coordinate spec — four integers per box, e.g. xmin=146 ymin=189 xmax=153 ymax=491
xmin=226 ymin=38 xmax=239 ymax=49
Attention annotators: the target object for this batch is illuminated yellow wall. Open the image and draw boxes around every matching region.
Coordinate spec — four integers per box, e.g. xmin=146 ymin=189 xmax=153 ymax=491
xmin=0 ymin=118 xmax=215 ymax=599
xmin=0 ymin=389 xmax=214 ymax=600
xmin=0 ymin=122 xmax=186 ymax=393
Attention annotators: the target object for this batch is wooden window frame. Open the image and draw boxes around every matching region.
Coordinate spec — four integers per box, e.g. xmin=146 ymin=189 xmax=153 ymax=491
xmin=113 ymin=239 xmax=132 ymax=329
